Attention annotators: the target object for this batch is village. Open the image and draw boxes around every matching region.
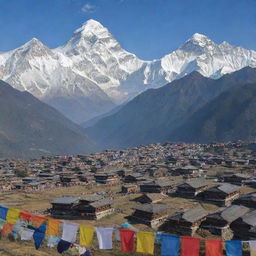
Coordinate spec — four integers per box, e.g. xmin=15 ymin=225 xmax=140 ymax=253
xmin=0 ymin=141 xmax=256 ymax=255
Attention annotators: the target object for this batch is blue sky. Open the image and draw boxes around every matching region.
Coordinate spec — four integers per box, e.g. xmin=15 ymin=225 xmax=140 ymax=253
xmin=0 ymin=0 xmax=255 ymax=60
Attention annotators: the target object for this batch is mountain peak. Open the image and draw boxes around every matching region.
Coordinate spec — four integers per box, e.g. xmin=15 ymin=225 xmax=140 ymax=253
xmin=179 ymin=33 xmax=216 ymax=52
xmin=191 ymin=33 xmax=209 ymax=42
xmin=73 ymin=19 xmax=109 ymax=38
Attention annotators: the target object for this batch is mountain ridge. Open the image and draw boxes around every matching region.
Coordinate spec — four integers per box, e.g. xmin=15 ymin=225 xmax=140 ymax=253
xmin=85 ymin=67 xmax=256 ymax=149
xmin=0 ymin=80 xmax=96 ymax=159
xmin=1 ymin=19 xmax=256 ymax=122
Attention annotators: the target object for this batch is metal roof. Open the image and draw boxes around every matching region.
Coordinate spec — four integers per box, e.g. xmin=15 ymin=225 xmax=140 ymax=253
xmin=134 ymin=203 xmax=169 ymax=213
xmin=51 ymin=196 xmax=80 ymax=204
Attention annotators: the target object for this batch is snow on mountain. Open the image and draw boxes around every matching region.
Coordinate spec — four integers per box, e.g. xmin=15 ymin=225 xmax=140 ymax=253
xmin=0 ymin=20 xmax=256 ymax=122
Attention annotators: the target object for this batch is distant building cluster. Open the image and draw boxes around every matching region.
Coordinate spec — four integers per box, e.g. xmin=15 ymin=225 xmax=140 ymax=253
xmin=1 ymin=141 xmax=256 ymax=240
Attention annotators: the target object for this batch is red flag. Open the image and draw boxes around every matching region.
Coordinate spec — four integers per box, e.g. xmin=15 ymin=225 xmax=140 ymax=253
xmin=206 ymin=239 xmax=223 ymax=256
xmin=20 ymin=211 xmax=32 ymax=221
xmin=181 ymin=236 xmax=200 ymax=256
xmin=119 ymin=229 xmax=135 ymax=252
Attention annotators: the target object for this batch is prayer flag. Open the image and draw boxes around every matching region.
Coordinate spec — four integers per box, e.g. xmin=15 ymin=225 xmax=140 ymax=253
xmin=80 ymin=225 xmax=95 ymax=247
xmin=47 ymin=235 xmax=60 ymax=248
xmin=46 ymin=218 xmax=60 ymax=237
xmin=206 ymin=239 xmax=223 ymax=256
xmin=181 ymin=236 xmax=200 ymax=256
xmin=57 ymin=239 xmax=71 ymax=253
xmin=30 ymin=215 xmax=46 ymax=228
xmin=119 ymin=229 xmax=135 ymax=252
xmin=136 ymin=231 xmax=155 ymax=255
xmin=20 ymin=228 xmax=34 ymax=241
xmin=249 ymin=241 xmax=256 ymax=256
xmin=225 ymin=240 xmax=242 ymax=256
xmin=96 ymin=227 xmax=113 ymax=250
xmin=62 ymin=222 xmax=79 ymax=243
xmin=2 ymin=222 xmax=14 ymax=236
xmin=20 ymin=211 xmax=32 ymax=221
xmin=6 ymin=208 xmax=20 ymax=224
xmin=33 ymin=223 xmax=47 ymax=249
xmin=0 ymin=206 xmax=8 ymax=220
xmin=159 ymin=234 xmax=180 ymax=256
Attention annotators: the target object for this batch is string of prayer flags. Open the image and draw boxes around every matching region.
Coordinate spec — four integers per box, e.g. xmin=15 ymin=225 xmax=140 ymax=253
xmin=57 ymin=239 xmax=72 ymax=254
xmin=0 ymin=206 xmax=8 ymax=220
xmin=119 ymin=229 xmax=135 ymax=252
xmin=96 ymin=227 xmax=114 ymax=250
xmin=61 ymin=222 xmax=79 ymax=243
xmin=6 ymin=208 xmax=20 ymax=224
xmin=158 ymin=234 xmax=180 ymax=256
xmin=225 ymin=240 xmax=242 ymax=256
xmin=46 ymin=218 xmax=61 ymax=237
xmin=136 ymin=231 xmax=156 ymax=255
xmin=33 ymin=222 xmax=47 ymax=249
xmin=205 ymin=239 xmax=223 ymax=256
xmin=80 ymin=225 xmax=95 ymax=247
xmin=181 ymin=236 xmax=200 ymax=256
xmin=249 ymin=241 xmax=256 ymax=256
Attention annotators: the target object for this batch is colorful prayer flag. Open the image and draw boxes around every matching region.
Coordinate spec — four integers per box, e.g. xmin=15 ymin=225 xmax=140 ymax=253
xmin=33 ymin=223 xmax=47 ymax=249
xmin=136 ymin=231 xmax=155 ymax=255
xmin=6 ymin=208 xmax=20 ymax=224
xmin=225 ymin=240 xmax=242 ymax=256
xmin=96 ymin=227 xmax=113 ymax=250
xmin=159 ymin=234 xmax=180 ymax=256
xmin=181 ymin=236 xmax=200 ymax=256
xmin=0 ymin=206 xmax=8 ymax=220
xmin=62 ymin=222 xmax=79 ymax=243
xmin=205 ymin=239 xmax=223 ymax=256
xmin=249 ymin=241 xmax=256 ymax=256
xmin=120 ymin=229 xmax=135 ymax=252
xmin=80 ymin=225 xmax=95 ymax=247
xmin=2 ymin=222 xmax=14 ymax=236
xmin=46 ymin=218 xmax=60 ymax=237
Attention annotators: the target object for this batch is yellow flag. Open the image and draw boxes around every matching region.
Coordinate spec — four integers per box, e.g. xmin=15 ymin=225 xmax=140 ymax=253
xmin=80 ymin=225 xmax=95 ymax=247
xmin=6 ymin=208 xmax=20 ymax=224
xmin=136 ymin=231 xmax=155 ymax=255
xmin=46 ymin=218 xmax=61 ymax=237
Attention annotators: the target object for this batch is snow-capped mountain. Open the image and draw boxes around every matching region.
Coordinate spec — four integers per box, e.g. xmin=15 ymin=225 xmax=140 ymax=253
xmin=0 ymin=19 xmax=256 ymax=123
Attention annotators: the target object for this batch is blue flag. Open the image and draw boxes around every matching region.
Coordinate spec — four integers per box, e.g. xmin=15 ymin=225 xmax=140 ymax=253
xmin=159 ymin=234 xmax=180 ymax=256
xmin=225 ymin=240 xmax=242 ymax=256
xmin=0 ymin=206 xmax=8 ymax=220
xmin=33 ymin=223 xmax=47 ymax=250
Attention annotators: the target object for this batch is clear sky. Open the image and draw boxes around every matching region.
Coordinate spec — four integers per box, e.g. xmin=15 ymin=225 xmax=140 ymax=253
xmin=0 ymin=0 xmax=255 ymax=60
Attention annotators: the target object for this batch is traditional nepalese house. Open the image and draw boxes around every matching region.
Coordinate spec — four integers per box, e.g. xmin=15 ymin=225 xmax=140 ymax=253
xmin=202 ymin=183 xmax=240 ymax=206
xmin=50 ymin=196 xmax=80 ymax=217
xmin=233 ymin=192 xmax=256 ymax=209
xmin=121 ymin=185 xmax=139 ymax=194
xmin=176 ymin=179 xmax=209 ymax=198
xmin=129 ymin=203 xmax=169 ymax=228
xmin=223 ymin=173 xmax=250 ymax=186
xmin=162 ymin=206 xmax=208 ymax=236
xmin=140 ymin=180 xmax=172 ymax=194
xmin=50 ymin=195 xmax=114 ymax=220
xmin=231 ymin=210 xmax=256 ymax=240
xmin=200 ymin=205 xmax=250 ymax=239
xmin=133 ymin=193 xmax=165 ymax=204
xmin=74 ymin=198 xmax=114 ymax=220
xmin=94 ymin=173 xmax=119 ymax=184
